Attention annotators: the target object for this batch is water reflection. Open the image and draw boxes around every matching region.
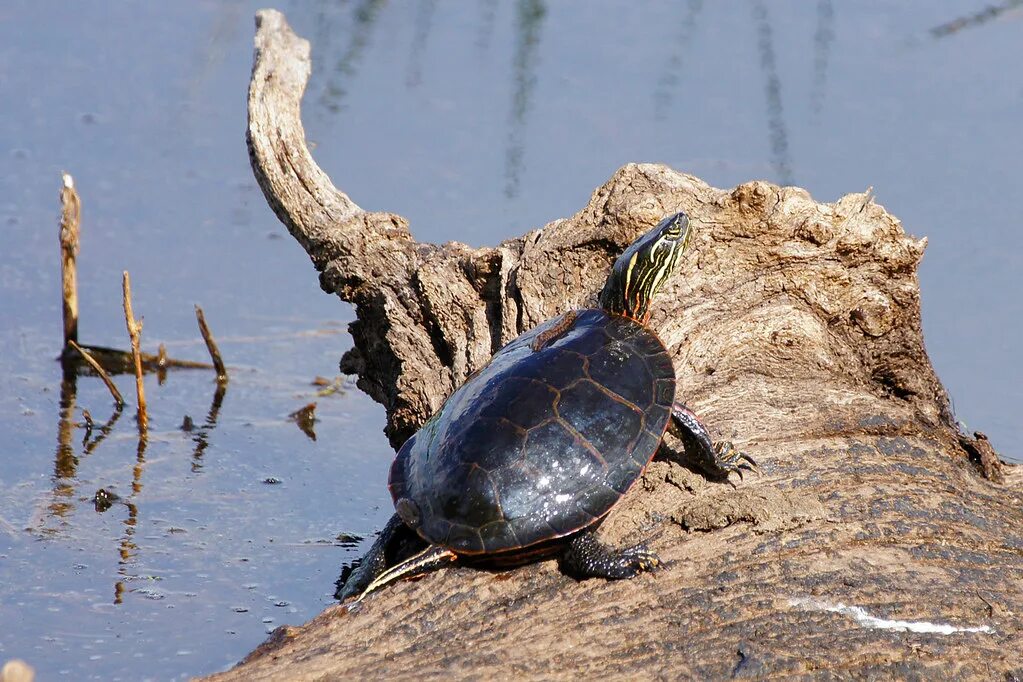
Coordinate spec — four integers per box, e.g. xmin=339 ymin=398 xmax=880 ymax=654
xmin=182 ymin=1 xmax=245 ymax=127
xmin=476 ymin=0 xmax=498 ymax=52
xmin=750 ymin=0 xmax=794 ymax=186
xmin=43 ymin=359 xmax=228 ymax=602
xmin=49 ymin=373 xmax=80 ymax=528
xmin=504 ymin=0 xmax=546 ymax=199
xmin=931 ymin=0 xmax=1023 ymax=39
xmin=319 ymin=0 xmax=387 ymax=113
xmin=114 ymin=435 xmax=148 ymax=605
xmin=810 ymin=0 xmax=834 ymax=119
xmin=406 ymin=0 xmax=437 ymax=87
xmin=190 ymin=382 xmax=229 ymax=473
xmin=83 ymin=403 xmax=124 ymax=456
xmin=653 ymin=0 xmax=704 ymax=122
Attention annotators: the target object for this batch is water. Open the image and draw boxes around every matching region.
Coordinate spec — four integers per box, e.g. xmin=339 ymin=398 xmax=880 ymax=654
xmin=0 ymin=1 xmax=1020 ymax=678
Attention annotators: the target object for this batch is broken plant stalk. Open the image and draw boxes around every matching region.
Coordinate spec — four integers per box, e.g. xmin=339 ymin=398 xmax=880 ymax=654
xmin=195 ymin=304 xmax=228 ymax=383
xmin=59 ymin=172 xmax=80 ymax=351
xmin=122 ymin=271 xmax=147 ymax=432
xmin=68 ymin=340 xmax=125 ymax=407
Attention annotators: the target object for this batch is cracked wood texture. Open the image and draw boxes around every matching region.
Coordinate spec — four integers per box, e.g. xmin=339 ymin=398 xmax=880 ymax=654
xmin=215 ymin=10 xmax=1023 ymax=680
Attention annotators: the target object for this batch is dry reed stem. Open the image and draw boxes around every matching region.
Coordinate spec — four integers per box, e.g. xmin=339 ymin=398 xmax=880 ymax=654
xmin=194 ymin=305 xmax=228 ymax=383
xmin=59 ymin=172 xmax=80 ymax=349
xmin=68 ymin=340 xmax=125 ymax=407
xmin=121 ymin=271 xmax=147 ymax=432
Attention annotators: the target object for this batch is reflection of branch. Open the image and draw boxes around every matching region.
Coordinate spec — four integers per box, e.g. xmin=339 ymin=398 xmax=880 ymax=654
xmin=406 ymin=0 xmax=437 ymax=87
xmin=83 ymin=404 xmax=124 ymax=455
xmin=182 ymin=0 xmax=244 ymax=125
xmin=320 ymin=0 xmax=387 ymax=113
xmin=931 ymin=0 xmax=1023 ymax=38
xmin=55 ymin=375 xmax=78 ymax=480
xmin=115 ymin=414 xmax=149 ymax=604
xmin=191 ymin=381 xmax=228 ymax=472
xmin=44 ymin=373 xmax=124 ymax=534
xmin=504 ymin=0 xmax=547 ymax=199
xmin=476 ymin=0 xmax=498 ymax=51
xmin=810 ymin=0 xmax=834 ymax=119
xmin=47 ymin=374 xmax=79 ymax=528
xmin=751 ymin=0 xmax=794 ymax=186
xmin=653 ymin=0 xmax=704 ymax=121
xmin=114 ymin=499 xmax=140 ymax=605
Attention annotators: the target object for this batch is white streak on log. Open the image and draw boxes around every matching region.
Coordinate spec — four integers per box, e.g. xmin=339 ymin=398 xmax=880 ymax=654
xmin=790 ymin=598 xmax=994 ymax=635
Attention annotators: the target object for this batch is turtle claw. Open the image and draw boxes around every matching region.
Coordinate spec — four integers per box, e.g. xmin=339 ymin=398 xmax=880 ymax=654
xmin=623 ymin=545 xmax=662 ymax=574
xmin=711 ymin=441 xmax=761 ymax=483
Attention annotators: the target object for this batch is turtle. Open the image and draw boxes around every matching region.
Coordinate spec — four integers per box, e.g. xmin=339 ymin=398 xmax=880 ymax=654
xmin=336 ymin=211 xmax=756 ymax=602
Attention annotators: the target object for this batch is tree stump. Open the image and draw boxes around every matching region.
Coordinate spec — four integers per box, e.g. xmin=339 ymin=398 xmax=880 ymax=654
xmin=211 ymin=10 xmax=1023 ymax=680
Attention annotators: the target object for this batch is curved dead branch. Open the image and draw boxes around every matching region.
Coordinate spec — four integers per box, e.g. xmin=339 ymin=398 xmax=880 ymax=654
xmin=223 ymin=9 xmax=1023 ymax=680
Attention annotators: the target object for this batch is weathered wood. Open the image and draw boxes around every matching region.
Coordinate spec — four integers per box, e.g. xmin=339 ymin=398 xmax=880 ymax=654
xmin=214 ymin=10 xmax=1023 ymax=680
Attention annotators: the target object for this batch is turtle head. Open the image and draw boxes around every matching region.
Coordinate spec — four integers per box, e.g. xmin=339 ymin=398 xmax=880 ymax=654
xmin=598 ymin=211 xmax=693 ymax=324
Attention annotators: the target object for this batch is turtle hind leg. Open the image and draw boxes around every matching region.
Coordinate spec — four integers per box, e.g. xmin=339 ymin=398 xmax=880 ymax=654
xmin=335 ymin=514 xmax=431 ymax=601
xmin=560 ymin=529 xmax=660 ymax=580
xmin=667 ymin=403 xmax=759 ymax=484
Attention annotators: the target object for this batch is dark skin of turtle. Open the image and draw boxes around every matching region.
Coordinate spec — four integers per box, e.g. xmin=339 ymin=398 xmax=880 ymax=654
xmin=336 ymin=212 xmax=757 ymax=602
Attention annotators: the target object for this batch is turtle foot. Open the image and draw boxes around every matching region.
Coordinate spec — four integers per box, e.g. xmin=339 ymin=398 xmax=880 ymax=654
xmin=667 ymin=404 xmax=760 ymax=485
xmin=561 ymin=531 xmax=661 ymax=580
xmin=618 ymin=545 xmax=662 ymax=576
xmin=711 ymin=440 xmax=760 ymax=485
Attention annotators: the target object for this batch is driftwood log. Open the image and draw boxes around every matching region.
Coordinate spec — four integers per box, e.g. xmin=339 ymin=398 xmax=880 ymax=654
xmin=212 ymin=10 xmax=1023 ymax=680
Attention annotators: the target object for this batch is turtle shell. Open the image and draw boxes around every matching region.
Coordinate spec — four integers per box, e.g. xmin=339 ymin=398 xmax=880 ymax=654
xmin=388 ymin=308 xmax=676 ymax=555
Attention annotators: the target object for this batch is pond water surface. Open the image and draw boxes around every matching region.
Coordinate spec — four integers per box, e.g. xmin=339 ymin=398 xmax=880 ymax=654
xmin=1 ymin=2 xmax=1020 ymax=679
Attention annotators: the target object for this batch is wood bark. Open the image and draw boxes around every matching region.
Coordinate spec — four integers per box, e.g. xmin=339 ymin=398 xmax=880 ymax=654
xmin=213 ymin=10 xmax=1023 ymax=680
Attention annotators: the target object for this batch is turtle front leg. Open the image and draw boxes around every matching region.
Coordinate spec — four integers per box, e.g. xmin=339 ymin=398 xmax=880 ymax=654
xmin=560 ymin=528 xmax=660 ymax=580
xmin=667 ymin=403 xmax=759 ymax=483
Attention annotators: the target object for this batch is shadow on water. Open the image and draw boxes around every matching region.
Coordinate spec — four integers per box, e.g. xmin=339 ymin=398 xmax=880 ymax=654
xmin=653 ymin=0 xmax=704 ymax=122
xmin=750 ymin=0 xmax=794 ymax=187
xmin=504 ymin=0 xmax=546 ymax=199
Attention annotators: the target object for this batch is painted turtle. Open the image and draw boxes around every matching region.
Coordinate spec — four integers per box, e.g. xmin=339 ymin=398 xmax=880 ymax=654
xmin=337 ymin=211 xmax=756 ymax=601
